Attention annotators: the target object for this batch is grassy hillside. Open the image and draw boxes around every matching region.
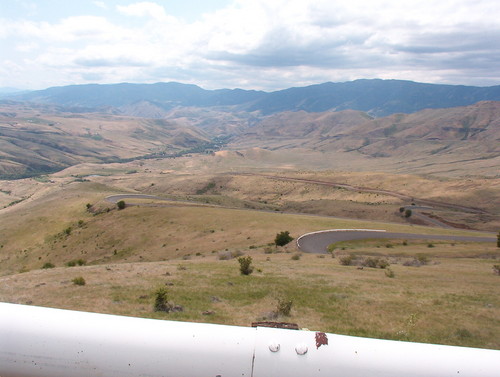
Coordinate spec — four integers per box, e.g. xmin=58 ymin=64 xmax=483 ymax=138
xmin=0 ymin=178 xmax=498 ymax=349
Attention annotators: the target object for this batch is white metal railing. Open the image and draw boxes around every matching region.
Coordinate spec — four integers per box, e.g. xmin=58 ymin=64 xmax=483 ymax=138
xmin=1 ymin=303 xmax=499 ymax=377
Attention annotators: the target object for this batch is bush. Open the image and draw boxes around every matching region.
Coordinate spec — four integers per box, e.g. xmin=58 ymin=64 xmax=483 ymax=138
xmin=385 ymin=268 xmax=395 ymax=278
xmin=117 ymin=200 xmax=126 ymax=210
xmin=497 ymin=231 xmax=500 ymax=248
xmin=42 ymin=262 xmax=55 ymax=269
xmin=238 ymin=256 xmax=254 ymax=275
xmin=66 ymin=259 xmax=86 ymax=267
xmin=364 ymin=257 xmax=378 ymax=268
xmin=275 ymin=231 xmax=293 ymax=247
xmin=404 ymin=209 xmax=412 ymax=218
xmin=362 ymin=257 xmax=389 ymax=269
xmin=417 ymin=254 xmax=429 ymax=265
xmin=339 ymin=254 xmax=354 ymax=266
xmin=276 ymin=297 xmax=293 ymax=316
xmin=72 ymin=277 xmax=86 ymax=286
xmin=153 ymin=287 xmax=171 ymax=312
xmin=493 ymin=265 xmax=500 ymax=275
xmin=291 ymin=253 xmax=301 ymax=260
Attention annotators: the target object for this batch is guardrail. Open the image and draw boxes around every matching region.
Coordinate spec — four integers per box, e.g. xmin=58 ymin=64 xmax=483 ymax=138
xmin=1 ymin=303 xmax=499 ymax=377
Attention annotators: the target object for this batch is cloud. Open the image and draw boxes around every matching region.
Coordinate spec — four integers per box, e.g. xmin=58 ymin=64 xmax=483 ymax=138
xmin=116 ymin=2 xmax=176 ymax=22
xmin=93 ymin=1 xmax=107 ymax=9
xmin=1 ymin=0 xmax=499 ymax=90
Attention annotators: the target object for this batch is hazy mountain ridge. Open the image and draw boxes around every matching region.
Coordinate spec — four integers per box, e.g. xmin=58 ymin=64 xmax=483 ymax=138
xmin=10 ymin=79 xmax=500 ymax=117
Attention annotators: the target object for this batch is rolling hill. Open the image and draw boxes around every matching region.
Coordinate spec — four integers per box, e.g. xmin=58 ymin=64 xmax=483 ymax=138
xmin=0 ymin=103 xmax=210 ymax=179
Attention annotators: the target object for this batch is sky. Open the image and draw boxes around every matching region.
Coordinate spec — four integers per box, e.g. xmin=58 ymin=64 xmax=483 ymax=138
xmin=1 ymin=0 xmax=500 ymax=91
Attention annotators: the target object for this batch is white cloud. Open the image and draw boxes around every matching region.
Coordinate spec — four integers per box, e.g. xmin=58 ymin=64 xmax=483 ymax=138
xmin=117 ymin=2 xmax=177 ymax=22
xmin=93 ymin=1 xmax=107 ymax=9
xmin=1 ymin=0 xmax=499 ymax=89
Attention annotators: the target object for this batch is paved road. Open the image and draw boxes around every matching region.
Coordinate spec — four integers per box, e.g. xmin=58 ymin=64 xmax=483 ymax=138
xmin=105 ymin=194 xmax=173 ymax=204
xmin=296 ymin=229 xmax=496 ymax=254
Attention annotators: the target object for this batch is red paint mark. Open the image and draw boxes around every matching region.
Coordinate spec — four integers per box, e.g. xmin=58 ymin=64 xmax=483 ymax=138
xmin=315 ymin=332 xmax=328 ymax=349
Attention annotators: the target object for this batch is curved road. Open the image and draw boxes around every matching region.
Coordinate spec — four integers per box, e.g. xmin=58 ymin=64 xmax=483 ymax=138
xmin=297 ymin=229 xmax=496 ymax=254
xmin=106 ymin=194 xmax=496 ymax=255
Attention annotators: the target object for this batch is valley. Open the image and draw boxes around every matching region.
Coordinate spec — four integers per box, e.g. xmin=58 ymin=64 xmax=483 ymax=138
xmin=0 ymin=81 xmax=499 ymax=350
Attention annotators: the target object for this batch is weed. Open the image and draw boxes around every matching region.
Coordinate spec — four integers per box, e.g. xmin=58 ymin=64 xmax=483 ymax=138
xmin=72 ymin=277 xmax=86 ymax=286
xmin=385 ymin=268 xmax=395 ymax=278
xmin=339 ymin=254 xmax=354 ymax=266
xmin=42 ymin=262 xmax=55 ymax=269
xmin=416 ymin=254 xmax=430 ymax=265
xmin=264 ymin=247 xmax=274 ymax=254
xmin=276 ymin=297 xmax=293 ymax=316
xmin=238 ymin=256 xmax=254 ymax=275
xmin=493 ymin=265 xmax=500 ymax=275
xmin=67 ymin=259 xmax=86 ymax=267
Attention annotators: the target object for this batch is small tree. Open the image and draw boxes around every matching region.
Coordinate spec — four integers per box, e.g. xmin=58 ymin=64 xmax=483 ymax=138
xmin=154 ymin=287 xmax=171 ymax=312
xmin=275 ymin=231 xmax=293 ymax=247
xmin=117 ymin=200 xmax=126 ymax=210
xmin=497 ymin=231 xmax=500 ymax=248
xmin=238 ymin=256 xmax=254 ymax=275
xmin=405 ymin=209 xmax=412 ymax=218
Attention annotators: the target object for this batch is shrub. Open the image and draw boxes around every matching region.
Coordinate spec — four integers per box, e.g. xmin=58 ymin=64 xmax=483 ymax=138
xmin=377 ymin=259 xmax=390 ymax=269
xmin=385 ymin=268 xmax=395 ymax=278
xmin=339 ymin=254 xmax=354 ymax=266
xmin=399 ymin=207 xmax=405 ymax=213
xmin=64 ymin=227 xmax=72 ymax=236
xmin=42 ymin=262 xmax=55 ymax=269
xmin=72 ymin=277 xmax=86 ymax=286
xmin=263 ymin=247 xmax=274 ymax=254
xmin=404 ymin=209 xmax=412 ymax=218
xmin=67 ymin=259 xmax=86 ymax=267
xmin=417 ymin=254 xmax=429 ymax=265
xmin=238 ymin=256 xmax=254 ymax=275
xmin=117 ymin=200 xmax=126 ymax=210
xmin=364 ymin=257 xmax=378 ymax=268
xmin=493 ymin=265 xmax=500 ymax=276
xmin=275 ymin=231 xmax=293 ymax=247
xmin=276 ymin=297 xmax=293 ymax=316
xmin=497 ymin=231 xmax=500 ymax=248
xmin=427 ymin=243 xmax=435 ymax=248
xmin=153 ymin=287 xmax=171 ymax=312
xmin=291 ymin=253 xmax=301 ymax=260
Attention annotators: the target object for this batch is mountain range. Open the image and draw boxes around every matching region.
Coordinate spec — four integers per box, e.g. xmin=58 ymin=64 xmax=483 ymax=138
xmin=8 ymin=79 xmax=500 ymax=117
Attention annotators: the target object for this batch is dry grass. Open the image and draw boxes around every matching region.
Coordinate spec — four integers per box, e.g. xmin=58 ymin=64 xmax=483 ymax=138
xmin=1 ymin=241 xmax=498 ymax=349
xmin=1 ymin=155 xmax=498 ymax=350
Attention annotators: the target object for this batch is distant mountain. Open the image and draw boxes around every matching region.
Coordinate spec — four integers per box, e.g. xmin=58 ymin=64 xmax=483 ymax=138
xmin=9 ymin=79 xmax=500 ymax=117
xmin=246 ymin=80 xmax=500 ymax=116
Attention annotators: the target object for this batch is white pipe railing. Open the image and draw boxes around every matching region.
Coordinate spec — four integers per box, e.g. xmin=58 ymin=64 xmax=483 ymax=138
xmin=1 ymin=303 xmax=499 ymax=377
